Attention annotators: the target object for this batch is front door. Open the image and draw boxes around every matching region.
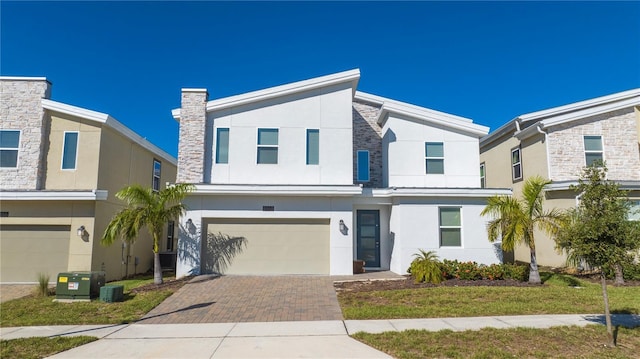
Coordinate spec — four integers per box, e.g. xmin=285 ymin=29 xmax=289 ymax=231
xmin=356 ymin=210 xmax=380 ymax=268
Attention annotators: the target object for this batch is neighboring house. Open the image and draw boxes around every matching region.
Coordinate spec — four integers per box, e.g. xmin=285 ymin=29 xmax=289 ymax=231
xmin=173 ymin=69 xmax=510 ymax=277
xmin=0 ymin=77 xmax=177 ymax=283
xmin=480 ymin=89 xmax=640 ymax=267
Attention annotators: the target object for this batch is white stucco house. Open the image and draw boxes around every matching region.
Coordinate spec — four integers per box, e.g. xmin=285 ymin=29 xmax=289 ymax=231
xmin=173 ymin=69 xmax=511 ymax=277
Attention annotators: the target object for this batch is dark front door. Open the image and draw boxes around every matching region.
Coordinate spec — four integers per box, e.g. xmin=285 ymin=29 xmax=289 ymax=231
xmin=357 ymin=210 xmax=380 ymax=268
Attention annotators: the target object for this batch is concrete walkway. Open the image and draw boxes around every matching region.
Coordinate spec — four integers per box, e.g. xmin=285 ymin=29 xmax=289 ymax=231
xmin=2 ymin=314 xmax=639 ymax=358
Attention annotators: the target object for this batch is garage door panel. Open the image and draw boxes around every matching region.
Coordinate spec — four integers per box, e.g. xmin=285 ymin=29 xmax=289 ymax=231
xmin=204 ymin=219 xmax=329 ymax=275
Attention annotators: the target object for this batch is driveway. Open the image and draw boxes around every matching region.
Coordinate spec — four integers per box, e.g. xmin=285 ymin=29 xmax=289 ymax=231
xmin=139 ymin=275 xmax=344 ymax=324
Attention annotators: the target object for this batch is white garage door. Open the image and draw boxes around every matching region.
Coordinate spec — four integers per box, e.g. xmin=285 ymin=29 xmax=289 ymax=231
xmin=204 ymin=218 xmax=330 ymax=275
xmin=0 ymin=225 xmax=70 ymax=283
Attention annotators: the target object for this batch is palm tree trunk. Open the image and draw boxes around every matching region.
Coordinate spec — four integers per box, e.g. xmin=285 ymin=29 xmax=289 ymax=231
xmin=529 ymin=248 xmax=541 ymax=284
xmin=600 ymin=272 xmax=615 ymax=346
xmin=613 ymin=263 xmax=624 ymax=285
xmin=153 ymin=251 xmax=163 ymax=284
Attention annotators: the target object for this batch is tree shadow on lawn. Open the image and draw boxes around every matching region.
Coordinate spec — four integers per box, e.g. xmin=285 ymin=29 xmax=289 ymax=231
xmin=540 ymin=272 xmax=583 ymax=287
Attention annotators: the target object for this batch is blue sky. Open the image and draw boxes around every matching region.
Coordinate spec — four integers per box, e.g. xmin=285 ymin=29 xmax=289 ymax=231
xmin=2 ymin=1 xmax=639 ymax=158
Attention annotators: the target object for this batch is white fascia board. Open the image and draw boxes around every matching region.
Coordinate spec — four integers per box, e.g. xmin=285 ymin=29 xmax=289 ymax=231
xmin=376 ymin=101 xmax=488 ymax=137
xmin=42 ymin=99 xmax=177 ymax=165
xmin=546 ymin=180 xmax=640 ymax=192
xmin=368 ymin=187 xmax=512 ymax=198
xmin=0 ymin=190 xmax=108 ymax=201
xmin=189 ymin=184 xmax=362 ymax=196
xmin=1 ymin=76 xmax=49 ymax=82
xmin=479 ymin=119 xmax=518 ymax=149
xmin=353 ymin=91 xmax=387 ymax=106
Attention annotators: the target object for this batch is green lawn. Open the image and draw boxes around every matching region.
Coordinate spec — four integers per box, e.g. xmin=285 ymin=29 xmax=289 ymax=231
xmin=0 ymin=275 xmax=182 ymax=327
xmin=339 ymin=274 xmax=640 ymax=319
xmin=1 ymin=336 xmax=97 ymax=359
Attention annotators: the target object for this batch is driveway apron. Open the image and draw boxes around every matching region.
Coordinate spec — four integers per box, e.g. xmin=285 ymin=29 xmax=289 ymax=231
xmin=139 ymin=275 xmax=343 ymax=324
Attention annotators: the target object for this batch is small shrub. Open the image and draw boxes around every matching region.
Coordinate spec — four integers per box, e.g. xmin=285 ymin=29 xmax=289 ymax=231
xmin=481 ymin=264 xmax=505 ymax=280
xmin=503 ymin=263 xmax=529 ymax=282
xmin=36 ymin=273 xmax=50 ymax=297
xmin=409 ymin=250 xmax=444 ymax=284
xmin=456 ymin=261 xmax=483 ymax=280
xmin=441 ymin=259 xmax=459 ymax=279
xmin=602 ymin=258 xmax=640 ymax=281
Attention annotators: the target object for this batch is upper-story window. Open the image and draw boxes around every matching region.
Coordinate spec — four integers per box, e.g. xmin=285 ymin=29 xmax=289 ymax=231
xmin=0 ymin=130 xmax=20 ymax=168
xmin=61 ymin=132 xmax=79 ymax=170
xmin=480 ymin=163 xmax=486 ymax=188
xmin=152 ymin=159 xmax=161 ymax=191
xmin=216 ymin=128 xmax=229 ymax=164
xmin=357 ymin=150 xmax=370 ymax=182
xmin=439 ymin=207 xmax=462 ymax=247
xmin=257 ymin=128 xmax=278 ymax=164
xmin=584 ymin=135 xmax=603 ymax=167
xmin=306 ymin=129 xmax=319 ymax=165
xmin=511 ymin=147 xmax=522 ymax=181
xmin=425 ymin=142 xmax=444 ymax=174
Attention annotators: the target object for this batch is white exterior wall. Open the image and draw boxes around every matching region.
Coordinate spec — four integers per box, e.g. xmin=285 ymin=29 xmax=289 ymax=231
xmin=207 ymin=84 xmax=354 ymax=185
xmin=383 ymin=115 xmax=482 ymax=188
xmin=388 ymin=198 xmax=501 ymax=274
xmin=176 ymin=194 xmax=354 ymax=277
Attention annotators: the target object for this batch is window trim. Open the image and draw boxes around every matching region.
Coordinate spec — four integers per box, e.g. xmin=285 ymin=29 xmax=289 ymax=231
xmin=583 ymin=135 xmax=604 ymax=167
xmin=480 ymin=162 xmax=486 ymax=188
xmin=511 ymin=147 xmax=522 ymax=182
xmin=425 ymin=142 xmax=445 ymax=174
xmin=0 ymin=129 xmax=21 ymax=169
xmin=152 ymin=159 xmax=161 ymax=192
xmin=215 ymin=128 xmax=230 ymax=164
xmin=356 ymin=150 xmax=370 ymax=182
xmin=306 ymin=128 xmax=319 ymax=165
xmin=257 ymin=128 xmax=279 ymax=164
xmin=61 ymin=131 xmax=79 ymax=170
xmin=439 ymin=206 xmax=462 ymax=247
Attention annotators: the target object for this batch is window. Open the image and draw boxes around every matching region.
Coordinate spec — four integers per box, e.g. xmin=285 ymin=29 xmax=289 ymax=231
xmin=0 ymin=130 xmax=20 ymax=168
xmin=306 ymin=129 xmax=319 ymax=165
xmin=61 ymin=132 xmax=79 ymax=170
xmin=584 ymin=135 xmax=603 ymax=166
xmin=425 ymin=142 xmax=444 ymax=174
xmin=257 ymin=128 xmax=278 ymax=164
xmin=166 ymin=221 xmax=175 ymax=252
xmin=480 ymin=163 xmax=486 ymax=188
xmin=357 ymin=150 xmax=370 ymax=182
xmin=511 ymin=147 xmax=522 ymax=181
xmin=629 ymin=200 xmax=640 ymax=221
xmin=216 ymin=128 xmax=229 ymax=164
xmin=152 ymin=159 xmax=161 ymax=191
xmin=440 ymin=207 xmax=461 ymax=247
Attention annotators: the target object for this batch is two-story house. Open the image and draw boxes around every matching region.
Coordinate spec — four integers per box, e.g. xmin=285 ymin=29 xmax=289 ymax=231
xmin=480 ymin=89 xmax=640 ymax=267
xmin=0 ymin=77 xmax=177 ymax=283
xmin=173 ymin=69 xmax=510 ymax=277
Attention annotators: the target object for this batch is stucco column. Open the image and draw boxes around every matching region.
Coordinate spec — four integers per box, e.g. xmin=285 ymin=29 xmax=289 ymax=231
xmin=177 ymin=88 xmax=208 ymax=183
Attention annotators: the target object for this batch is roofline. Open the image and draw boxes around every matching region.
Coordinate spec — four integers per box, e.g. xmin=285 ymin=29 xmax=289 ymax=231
xmin=369 ymin=187 xmax=512 ymax=198
xmin=41 ymin=99 xmax=177 ymax=166
xmin=0 ymin=190 xmax=108 ymax=201
xmin=546 ymin=180 xmax=640 ymax=192
xmin=187 ymin=184 xmax=363 ymax=196
xmin=172 ymin=69 xmax=361 ymax=120
xmin=0 ymin=76 xmax=50 ymax=83
xmin=479 ymin=118 xmax=518 ymax=149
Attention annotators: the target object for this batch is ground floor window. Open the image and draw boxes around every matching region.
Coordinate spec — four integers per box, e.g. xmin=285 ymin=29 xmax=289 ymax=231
xmin=439 ymin=207 xmax=461 ymax=247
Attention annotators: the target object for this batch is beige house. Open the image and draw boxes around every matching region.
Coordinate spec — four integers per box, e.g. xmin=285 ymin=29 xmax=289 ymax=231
xmin=0 ymin=77 xmax=177 ymax=283
xmin=480 ymin=89 xmax=640 ymax=267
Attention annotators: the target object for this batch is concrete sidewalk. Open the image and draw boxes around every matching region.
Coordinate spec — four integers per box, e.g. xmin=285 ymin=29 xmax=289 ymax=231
xmin=1 ymin=314 xmax=638 ymax=358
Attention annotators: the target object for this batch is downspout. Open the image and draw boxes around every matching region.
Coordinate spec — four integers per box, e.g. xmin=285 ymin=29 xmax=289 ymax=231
xmin=535 ymin=124 xmax=552 ymax=180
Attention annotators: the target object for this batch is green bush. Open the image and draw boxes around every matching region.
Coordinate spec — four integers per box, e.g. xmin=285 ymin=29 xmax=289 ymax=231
xmin=441 ymin=259 xmax=459 ymax=279
xmin=602 ymin=260 xmax=640 ymax=281
xmin=36 ymin=273 xmax=50 ymax=297
xmin=408 ymin=250 xmax=444 ymax=284
xmin=503 ymin=263 xmax=529 ymax=282
xmin=456 ymin=261 xmax=483 ymax=280
xmin=481 ymin=264 xmax=505 ymax=280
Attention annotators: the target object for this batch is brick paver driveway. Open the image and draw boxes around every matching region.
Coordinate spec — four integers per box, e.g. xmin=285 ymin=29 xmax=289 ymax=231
xmin=139 ymin=275 xmax=343 ymax=324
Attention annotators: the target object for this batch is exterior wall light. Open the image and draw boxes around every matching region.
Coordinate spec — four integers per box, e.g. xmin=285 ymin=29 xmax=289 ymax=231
xmin=339 ymin=220 xmax=349 ymax=235
xmin=77 ymin=225 xmax=86 ymax=237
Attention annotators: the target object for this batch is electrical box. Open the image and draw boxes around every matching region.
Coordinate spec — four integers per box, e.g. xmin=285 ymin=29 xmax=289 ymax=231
xmin=56 ymin=272 xmax=105 ymax=300
xmin=100 ymin=285 xmax=124 ymax=303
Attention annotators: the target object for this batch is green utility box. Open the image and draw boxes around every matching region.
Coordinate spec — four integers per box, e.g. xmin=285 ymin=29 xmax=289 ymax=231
xmin=56 ymin=272 xmax=105 ymax=300
xmin=100 ymin=285 xmax=124 ymax=303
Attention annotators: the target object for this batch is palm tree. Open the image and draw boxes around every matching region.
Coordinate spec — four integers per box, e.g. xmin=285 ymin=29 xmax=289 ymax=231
xmin=102 ymin=183 xmax=194 ymax=284
xmin=480 ymin=176 xmax=564 ymax=284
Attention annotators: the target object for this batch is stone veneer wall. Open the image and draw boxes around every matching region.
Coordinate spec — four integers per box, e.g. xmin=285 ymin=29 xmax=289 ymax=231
xmin=177 ymin=89 xmax=208 ymax=183
xmin=0 ymin=78 xmax=51 ymax=190
xmin=352 ymin=101 xmax=383 ymax=188
xmin=547 ymin=107 xmax=640 ymax=181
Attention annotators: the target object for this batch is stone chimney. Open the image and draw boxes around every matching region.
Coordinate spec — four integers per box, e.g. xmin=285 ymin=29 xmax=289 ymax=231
xmin=0 ymin=77 xmax=52 ymax=190
xmin=177 ymin=88 xmax=208 ymax=183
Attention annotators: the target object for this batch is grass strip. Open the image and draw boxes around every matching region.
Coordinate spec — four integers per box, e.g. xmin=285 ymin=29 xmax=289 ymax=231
xmin=1 ymin=336 xmax=97 ymax=359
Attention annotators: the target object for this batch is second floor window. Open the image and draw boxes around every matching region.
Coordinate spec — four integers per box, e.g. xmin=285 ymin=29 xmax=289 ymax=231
xmin=511 ymin=147 xmax=522 ymax=181
xmin=152 ymin=159 xmax=161 ymax=191
xmin=0 ymin=130 xmax=20 ymax=168
xmin=61 ymin=132 xmax=79 ymax=170
xmin=306 ymin=129 xmax=319 ymax=165
xmin=480 ymin=163 xmax=486 ymax=188
xmin=357 ymin=150 xmax=370 ymax=182
xmin=425 ymin=142 xmax=444 ymax=174
xmin=584 ymin=135 xmax=603 ymax=166
xmin=216 ymin=128 xmax=229 ymax=164
xmin=257 ymin=128 xmax=278 ymax=164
